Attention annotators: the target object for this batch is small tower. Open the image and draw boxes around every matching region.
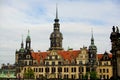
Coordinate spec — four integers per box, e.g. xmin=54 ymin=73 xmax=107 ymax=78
xmin=88 ymin=29 xmax=97 ymax=71
xmin=25 ymin=30 xmax=31 ymax=50
xmin=19 ymin=35 xmax=25 ymax=52
xmin=49 ymin=5 xmax=63 ymax=50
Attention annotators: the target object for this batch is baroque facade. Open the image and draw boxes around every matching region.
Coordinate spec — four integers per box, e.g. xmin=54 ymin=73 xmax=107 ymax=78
xmin=15 ymin=8 xmax=114 ymax=79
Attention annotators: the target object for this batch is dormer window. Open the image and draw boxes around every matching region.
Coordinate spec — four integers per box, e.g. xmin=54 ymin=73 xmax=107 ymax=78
xmin=52 ymin=56 xmax=55 ymax=59
xmin=46 ymin=62 xmax=49 ymax=65
xmin=52 ymin=62 xmax=55 ymax=65
xmin=79 ymin=61 xmax=82 ymax=65
xmin=26 ymin=55 xmax=30 ymax=59
xmin=47 ymin=56 xmax=50 ymax=59
xmin=71 ymin=59 xmax=75 ymax=64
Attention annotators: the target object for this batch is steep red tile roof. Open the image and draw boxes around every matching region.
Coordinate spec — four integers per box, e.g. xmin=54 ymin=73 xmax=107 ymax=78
xmin=31 ymin=50 xmax=112 ymax=63
xmin=31 ymin=51 xmax=49 ymax=63
xmin=57 ymin=50 xmax=80 ymax=61
xmin=31 ymin=50 xmax=80 ymax=63
xmin=97 ymin=53 xmax=112 ymax=60
xmin=97 ymin=54 xmax=103 ymax=60
xmin=109 ymin=54 xmax=112 ymax=58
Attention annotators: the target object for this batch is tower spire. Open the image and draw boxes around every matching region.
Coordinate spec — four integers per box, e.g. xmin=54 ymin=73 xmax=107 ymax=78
xmin=54 ymin=4 xmax=59 ymax=22
xmin=21 ymin=35 xmax=24 ymax=48
xmin=91 ymin=28 xmax=94 ymax=45
xmin=26 ymin=30 xmax=31 ymax=50
xmin=49 ymin=4 xmax=63 ymax=50
xmin=56 ymin=3 xmax=58 ymax=19
xmin=28 ymin=30 xmax=30 ymax=36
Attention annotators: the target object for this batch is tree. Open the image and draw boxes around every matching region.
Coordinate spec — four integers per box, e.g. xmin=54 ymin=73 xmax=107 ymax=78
xmin=83 ymin=72 xmax=89 ymax=80
xmin=90 ymin=71 xmax=98 ymax=80
xmin=24 ymin=68 xmax=34 ymax=79
xmin=83 ymin=71 xmax=98 ymax=80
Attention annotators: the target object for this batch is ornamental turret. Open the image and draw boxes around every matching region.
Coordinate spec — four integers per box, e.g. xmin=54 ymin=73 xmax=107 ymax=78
xmin=25 ymin=30 xmax=31 ymax=50
xmin=19 ymin=35 xmax=25 ymax=53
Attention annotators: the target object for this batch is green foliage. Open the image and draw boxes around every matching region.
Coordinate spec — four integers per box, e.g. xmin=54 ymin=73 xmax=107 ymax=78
xmin=90 ymin=71 xmax=98 ymax=79
xmin=24 ymin=68 xmax=34 ymax=79
xmin=83 ymin=71 xmax=98 ymax=80
xmin=83 ymin=72 xmax=89 ymax=79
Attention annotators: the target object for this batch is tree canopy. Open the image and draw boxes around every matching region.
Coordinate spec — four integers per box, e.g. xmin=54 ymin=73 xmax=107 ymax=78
xmin=24 ymin=68 xmax=34 ymax=79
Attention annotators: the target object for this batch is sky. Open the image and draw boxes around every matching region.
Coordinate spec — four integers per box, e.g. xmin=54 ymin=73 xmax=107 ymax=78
xmin=0 ymin=0 xmax=120 ymax=66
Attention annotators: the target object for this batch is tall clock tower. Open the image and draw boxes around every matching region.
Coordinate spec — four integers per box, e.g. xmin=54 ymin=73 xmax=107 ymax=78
xmin=88 ymin=30 xmax=97 ymax=72
xmin=49 ymin=6 xmax=63 ymax=50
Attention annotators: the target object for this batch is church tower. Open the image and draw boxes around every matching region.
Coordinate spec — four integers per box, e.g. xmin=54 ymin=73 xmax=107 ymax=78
xmin=110 ymin=26 xmax=120 ymax=79
xmin=88 ymin=29 xmax=97 ymax=71
xmin=49 ymin=5 xmax=63 ymax=50
xmin=25 ymin=30 xmax=31 ymax=50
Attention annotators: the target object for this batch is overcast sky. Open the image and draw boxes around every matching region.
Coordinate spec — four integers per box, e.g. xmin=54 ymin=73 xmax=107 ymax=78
xmin=0 ymin=0 xmax=120 ymax=66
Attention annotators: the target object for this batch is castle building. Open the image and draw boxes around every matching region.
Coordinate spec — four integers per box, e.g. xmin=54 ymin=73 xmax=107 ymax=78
xmin=15 ymin=7 xmax=114 ymax=79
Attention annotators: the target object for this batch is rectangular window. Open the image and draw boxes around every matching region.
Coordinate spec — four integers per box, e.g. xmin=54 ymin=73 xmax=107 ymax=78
xmin=82 ymin=67 xmax=84 ymax=72
xmin=36 ymin=68 xmax=38 ymax=72
xmin=71 ymin=68 xmax=73 ymax=72
xmin=79 ymin=67 xmax=81 ymax=72
xmin=79 ymin=61 xmax=82 ymax=64
xmin=46 ymin=62 xmax=49 ymax=65
xmin=58 ymin=61 xmax=61 ymax=65
xmin=107 ymin=75 xmax=109 ymax=79
xmin=67 ymin=68 xmax=68 ymax=72
xmin=103 ymin=69 xmax=105 ymax=73
xmin=64 ymin=68 xmax=66 ymax=72
xmin=103 ymin=75 xmax=105 ymax=79
xmin=58 ymin=67 xmax=62 ymax=72
xmin=45 ymin=68 xmax=49 ymax=72
xmin=64 ymin=74 xmax=68 ymax=79
xmin=39 ymin=68 xmax=41 ymax=72
xmin=64 ymin=68 xmax=68 ymax=72
xmin=100 ymin=69 xmax=102 ymax=73
xmin=24 ymin=68 xmax=26 ymax=72
xmin=42 ymin=68 xmax=43 ymax=72
xmin=52 ymin=62 xmax=55 ymax=66
xmin=71 ymin=75 xmax=75 ymax=79
xmin=52 ymin=67 xmax=56 ymax=73
xmin=39 ymin=68 xmax=43 ymax=72
xmin=71 ymin=67 xmax=76 ymax=72
xmin=74 ymin=67 xmax=76 ymax=72
xmin=107 ymin=69 xmax=109 ymax=73
xmin=29 ymin=61 xmax=32 ymax=65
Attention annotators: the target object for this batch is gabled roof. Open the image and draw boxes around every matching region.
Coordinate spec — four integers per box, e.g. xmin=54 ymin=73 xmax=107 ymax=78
xmin=97 ymin=53 xmax=112 ymax=60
